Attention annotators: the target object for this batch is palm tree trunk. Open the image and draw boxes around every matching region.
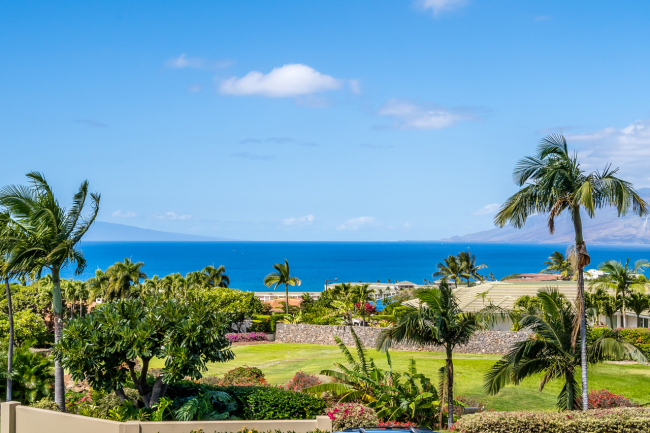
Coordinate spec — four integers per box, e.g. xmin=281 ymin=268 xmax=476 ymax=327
xmin=638 ymin=313 xmax=641 ymax=327
xmin=5 ymin=278 xmax=14 ymax=401
xmin=622 ymin=301 xmax=627 ymax=327
xmin=446 ymin=345 xmax=454 ymax=429
xmin=566 ymin=370 xmax=574 ymax=411
xmin=285 ymin=284 xmax=289 ymax=315
xmin=572 ymin=210 xmax=588 ymax=411
xmin=52 ymin=267 xmax=66 ymax=412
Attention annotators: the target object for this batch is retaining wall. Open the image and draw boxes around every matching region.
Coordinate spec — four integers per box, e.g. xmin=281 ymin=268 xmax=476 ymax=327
xmin=276 ymin=323 xmax=529 ymax=354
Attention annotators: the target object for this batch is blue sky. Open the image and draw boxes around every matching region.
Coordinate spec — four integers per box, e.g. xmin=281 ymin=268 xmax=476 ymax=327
xmin=2 ymin=0 xmax=650 ymax=241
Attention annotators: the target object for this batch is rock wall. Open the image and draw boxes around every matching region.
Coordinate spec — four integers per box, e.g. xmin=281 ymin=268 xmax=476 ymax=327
xmin=275 ymin=323 xmax=530 ymax=354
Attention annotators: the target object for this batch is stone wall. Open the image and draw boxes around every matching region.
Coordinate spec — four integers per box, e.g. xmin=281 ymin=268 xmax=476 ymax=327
xmin=275 ymin=323 xmax=530 ymax=355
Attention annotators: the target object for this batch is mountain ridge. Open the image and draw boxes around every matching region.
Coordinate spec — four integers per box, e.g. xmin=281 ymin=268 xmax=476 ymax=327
xmin=83 ymin=221 xmax=238 ymax=242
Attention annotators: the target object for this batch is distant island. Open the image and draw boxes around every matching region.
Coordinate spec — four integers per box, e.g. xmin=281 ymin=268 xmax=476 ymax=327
xmin=83 ymin=221 xmax=238 ymax=242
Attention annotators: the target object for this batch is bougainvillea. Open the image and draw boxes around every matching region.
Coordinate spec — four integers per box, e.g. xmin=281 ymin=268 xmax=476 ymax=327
xmin=225 ymin=332 xmax=268 ymax=343
xmin=354 ymin=302 xmax=376 ymax=314
xmin=285 ymin=371 xmax=322 ymax=392
xmin=588 ymin=389 xmax=638 ymax=409
xmin=327 ymin=403 xmax=378 ymax=430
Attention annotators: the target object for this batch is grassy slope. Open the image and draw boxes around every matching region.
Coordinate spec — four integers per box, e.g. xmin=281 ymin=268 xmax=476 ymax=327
xmin=150 ymin=343 xmax=650 ymax=412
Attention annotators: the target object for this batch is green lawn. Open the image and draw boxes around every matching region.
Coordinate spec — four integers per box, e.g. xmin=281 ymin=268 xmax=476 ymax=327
xmin=150 ymin=343 xmax=650 ymax=412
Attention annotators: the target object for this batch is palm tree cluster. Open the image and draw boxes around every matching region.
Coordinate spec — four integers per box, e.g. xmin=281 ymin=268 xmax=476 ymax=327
xmin=433 ymin=250 xmax=487 ymax=287
xmin=325 ymin=283 xmax=375 ymax=325
xmin=541 ymin=251 xmax=574 ymax=280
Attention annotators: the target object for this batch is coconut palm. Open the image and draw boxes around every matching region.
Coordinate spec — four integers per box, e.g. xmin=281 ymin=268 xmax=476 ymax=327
xmin=263 ymin=259 xmax=301 ymax=315
xmin=185 ymin=270 xmax=208 ymax=301
xmin=202 ymin=265 xmax=230 ymax=288
xmin=105 ymin=258 xmax=147 ymax=301
xmin=494 ymin=134 xmax=648 ymax=410
xmin=0 ymin=171 xmax=100 ymax=412
xmin=142 ymin=275 xmax=163 ymax=298
xmin=352 ymin=284 xmax=375 ymax=325
xmin=0 ymin=216 xmax=20 ymax=401
xmin=627 ymin=292 xmax=650 ymax=327
xmin=589 ymin=259 xmax=650 ymax=327
xmin=376 ymin=281 xmax=480 ymax=429
xmin=457 ymin=250 xmax=487 ymax=286
xmin=541 ymin=251 xmax=574 ymax=280
xmin=433 ymin=255 xmax=465 ymax=288
xmin=485 ymin=288 xmax=647 ymax=410
xmin=86 ymin=269 xmax=108 ymax=302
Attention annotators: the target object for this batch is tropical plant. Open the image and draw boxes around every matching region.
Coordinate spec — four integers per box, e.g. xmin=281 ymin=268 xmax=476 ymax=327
xmin=0 ymin=309 xmax=47 ymax=345
xmin=202 ymin=265 xmax=230 ymax=288
xmin=54 ymin=297 xmax=234 ymax=408
xmin=326 ymin=403 xmax=379 ymax=431
xmin=484 ymin=288 xmax=648 ymax=411
xmin=457 ymin=250 xmax=487 ymax=286
xmin=86 ymin=269 xmax=109 ymax=302
xmin=0 ymin=215 xmax=18 ymax=401
xmin=433 ymin=255 xmax=465 ymax=287
xmin=142 ymin=275 xmax=163 ymax=298
xmin=201 ymin=287 xmax=264 ymax=332
xmin=586 ymin=287 xmax=621 ymax=328
xmin=0 ymin=340 xmax=54 ymax=404
xmin=105 ymin=258 xmax=147 ymax=301
xmin=627 ymin=292 xmax=650 ymax=328
xmin=376 ymin=281 xmax=481 ymax=429
xmin=174 ymin=391 xmax=236 ymax=421
xmin=541 ymin=251 xmax=574 ymax=280
xmin=494 ymin=134 xmax=648 ymax=409
xmin=263 ymin=259 xmax=301 ymax=314
xmin=0 ymin=171 xmax=100 ymax=411
xmin=589 ymin=258 xmax=650 ymax=327
xmin=186 ymin=270 xmax=208 ymax=300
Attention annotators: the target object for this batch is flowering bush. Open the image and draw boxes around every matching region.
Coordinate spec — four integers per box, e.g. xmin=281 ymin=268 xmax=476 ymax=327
xmin=286 ymin=371 xmax=322 ymax=392
xmin=451 ymin=407 xmax=650 ymax=433
xmin=219 ymin=366 xmax=268 ymax=386
xmin=377 ymin=420 xmax=417 ymax=427
xmin=226 ymin=332 xmax=268 ymax=343
xmin=327 ymin=403 xmax=378 ymax=430
xmin=355 ymin=302 xmax=376 ymax=314
xmin=588 ymin=389 xmax=638 ymax=409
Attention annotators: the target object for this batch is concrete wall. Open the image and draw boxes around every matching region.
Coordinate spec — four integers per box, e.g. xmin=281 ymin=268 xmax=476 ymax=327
xmin=1 ymin=402 xmax=331 ymax=433
xmin=276 ymin=323 xmax=530 ymax=355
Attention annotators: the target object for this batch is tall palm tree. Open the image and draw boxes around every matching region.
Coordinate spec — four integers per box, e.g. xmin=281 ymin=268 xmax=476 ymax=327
xmin=589 ymin=259 xmax=650 ymax=327
xmin=433 ymin=255 xmax=465 ymax=288
xmin=0 ymin=171 xmax=100 ymax=412
xmin=457 ymin=250 xmax=487 ymax=286
xmin=352 ymin=284 xmax=375 ymax=325
xmin=185 ymin=270 xmax=208 ymax=301
xmin=494 ymin=134 xmax=648 ymax=410
xmin=105 ymin=258 xmax=147 ymax=301
xmin=142 ymin=275 xmax=163 ymax=299
xmin=87 ymin=268 xmax=109 ymax=302
xmin=485 ymin=289 xmax=647 ymax=410
xmin=202 ymin=265 xmax=230 ymax=288
xmin=376 ymin=281 xmax=480 ymax=429
xmin=627 ymin=292 xmax=650 ymax=328
xmin=541 ymin=251 xmax=574 ymax=280
xmin=264 ymin=259 xmax=301 ymax=314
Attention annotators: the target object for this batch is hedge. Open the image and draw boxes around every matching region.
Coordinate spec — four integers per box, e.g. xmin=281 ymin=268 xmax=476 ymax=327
xmin=452 ymin=407 xmax=650 ymax=433
xmin=589 ymin=326 xmax=650 ymax=359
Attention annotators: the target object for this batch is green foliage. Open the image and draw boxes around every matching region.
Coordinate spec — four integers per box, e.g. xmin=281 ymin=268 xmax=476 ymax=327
xmin=173 ymin=391 xmax=236 ymax=421
xmin=0 ymin=309 xmax=47 ymax=345
xmin=30 ymin=396 xmax=59 ymax=410
xmin=500 ymin=273 xmax=519 ymax=281
xmin=371 ymin=314 xmax=397 ymax=323
xmin=541 ymin=251 xmax=574 ymax=279
xmin=54 ymin=297 xmax=234 ymax=407
xmin=0 ymin=282 xmax=51 ymax=317
xmin=269 ymin=314 xmax=287 ymax=332
xmin=165 ymin=380 xmax=261 ymax=419
xmin=220 ymin=366 xmax=268 ymax=386
xmin=246 ymin=387 xmax=326 ymax=420
xmin=452 ymin=407 xmax=650 ymax=433
xmin=0 ymin=341 xmax=54 ymax=404
xmin=201 ymin=287 xmax=264 ymax=332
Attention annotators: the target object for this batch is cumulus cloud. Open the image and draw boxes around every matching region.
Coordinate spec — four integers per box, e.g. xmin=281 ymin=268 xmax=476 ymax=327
xmin=567 ymin=118 xmax=650 ymax=186
xmin=377 ymin=98 xmax=469 ymax=130
xmin=337 ymin=216 xmax=375 ymax=230
xmin=349 ymin=79 xmax=362 ymax=95
xmin=414 ymin=0 xmax=468 ymax=16
xmin=111 ymin=209 xmax=136 ymax=218
xmin=474 ymin=203 xmax=500 ymax=216
xmin=165 ymin=54 xmax=233 ymax=70
xmin=153 ymin=212 xmax=192 ymax=220
xmin=219 ymin=64 xmax=342 ymax=97
xmin=283 ymin=214 xmax=315 ymax=226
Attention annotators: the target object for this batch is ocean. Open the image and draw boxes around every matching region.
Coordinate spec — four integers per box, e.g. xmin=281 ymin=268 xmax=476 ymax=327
xmin=60 ymin=242 xmax=650 ymax=293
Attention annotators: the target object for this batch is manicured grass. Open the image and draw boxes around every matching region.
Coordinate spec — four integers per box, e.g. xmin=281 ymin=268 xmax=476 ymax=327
xmin=150 ymin=343 xmax=650 ymax=412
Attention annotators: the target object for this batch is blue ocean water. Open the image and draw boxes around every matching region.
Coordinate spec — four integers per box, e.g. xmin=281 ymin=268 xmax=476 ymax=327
xmin=60 ymin=242 xmax=650 ymax=293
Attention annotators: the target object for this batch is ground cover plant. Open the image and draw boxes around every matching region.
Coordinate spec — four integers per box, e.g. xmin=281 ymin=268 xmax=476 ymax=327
xmin=226 ymin=332 xmax=268 ymax=343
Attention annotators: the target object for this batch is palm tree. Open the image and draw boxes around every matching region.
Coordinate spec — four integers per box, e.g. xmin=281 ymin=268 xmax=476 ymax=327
xmin=541 ymin=251 xmax=574 ymax=280
xmin=0 ymin=218 xmax=20 ymax=401
xmin=627 ymin=292 xmax=650 ymax=327
xmin=433 ymin=255 xmax=465 ymax=288
xmin=202 ymin=265 xmax=230 ymax=288
xmin=87 ymin=269 xmax=109 ymax=302
xmin=185 ymin=270 xmax=208 ymax=301
xmin=352 ymin=284 xmax=375 ymax=325
xmin=494 ymin=134 xmax=648 ymax=410
xmin=589 ymin=259 xmax=650 ymax=327
xmin=376 ymin=281 xmax=481 ymax=429
xmin=142 ymin=275 xmax=163 ymax=298
xmin=264 ymin=259 xmax=301 ymax=314
xmin=485 ymin=289 xmax=647 ymax=410
xmin=0 ymin=171 xmax=100 ymax=412
xmin=457 ymin=250 xmax=487 ymax=286
xmin=105 ymin=258 xmax=147 ymax=301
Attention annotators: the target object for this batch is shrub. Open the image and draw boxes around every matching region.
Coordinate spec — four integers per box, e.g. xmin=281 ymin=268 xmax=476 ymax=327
xmin=226 ymin=332 xmax=268 ymax=343
xmin=220 ymin=366 xmax=268 ymax=386
xmin=286 ymin=371 xmax=322 ymax=392
xmin=270 ymin=314 xmax=287 ymax=332
xmin=377 ymin=420 xmax=417 ymax=427
xmin=451 ymin=407 xmax=650 ymax=433
xmin=0 ymin=309 xmax=48 ymax=345
xmin=250 ymin=319 xmax=272 ymax=333
xmin=0 ymin=341 xmax=53 ymax=404
xmin=165 ymin=380 xmax=262 ymax=418
xmin=588 ymin=389 xmax=638 ymax=409
xmin=30 ymin=397 xmax=58 ymax=411
xmin=326 ymin=403 xmax=378 ymax=430
xmin=247 ymin=387 xmax=327 ymax=420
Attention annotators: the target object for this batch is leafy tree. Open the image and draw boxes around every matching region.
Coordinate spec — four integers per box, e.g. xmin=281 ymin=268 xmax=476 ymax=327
xmin=541 ymin=251 xmax=574 ymax=280
xmin=494 ymin=134 xmax=648 ymax=410
xmin=484 ymin=289 xmax=647 ymax=410
xmin=586 ymin=287 xmax=621 ymax=328
xmin=457 ymin=250 xmax=487 ymax=286
xmin=627 ymin=292 xmax=650 ymax=327
xmin=0 ymin=171 xmax=100 ymax=411
xmin=264 ymin=259 xmax=301 ymax=314
xmin=202 ymin=265 xmax=230 ymax=288
xmin=433 ymin=255 xmax=465 ymax=288
xmin=54 ymin=298 xmax=234 ymax=408
xmin=105 ymin=258 xmax=147 ymax=301
xmin=589 ymin=258 xmax=650 ymax=327
xmin=200 ymin=287 xmax=264 ymax=332
xmin=0 ymin=310 xmax=47 ymax=345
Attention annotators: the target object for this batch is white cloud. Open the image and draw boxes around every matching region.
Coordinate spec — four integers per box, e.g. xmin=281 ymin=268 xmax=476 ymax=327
xmin=337 ymin=216 xmax=375 ymax=230
xmin=153 ymin=212 xmax=192 ymax=220
xmin=474 ymin=203 xmax=500 ymax=215
xmin=567 ymin=118 xmax=650 ymax=186
xmin=414 ymin=0 xmax=468 ymax=16
xmin=219 ymin=64 xmax=342 ymax=98
xmin=186 ymin=83 xmax=203 ymax=93
xmin=404 ymin=222 xmax=412 ymax=228
xmin=377 ymin=98 xmax=466 ymax=130
xmin=165 ymin=54 xmax=233 ymax=70
xmin=111 ymin=209 xmax=136 ymax=218
xmin=283 ymin=214 xmax=315 ymax=226
xmin=349 ymin=79 xmax=362 ymax=95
